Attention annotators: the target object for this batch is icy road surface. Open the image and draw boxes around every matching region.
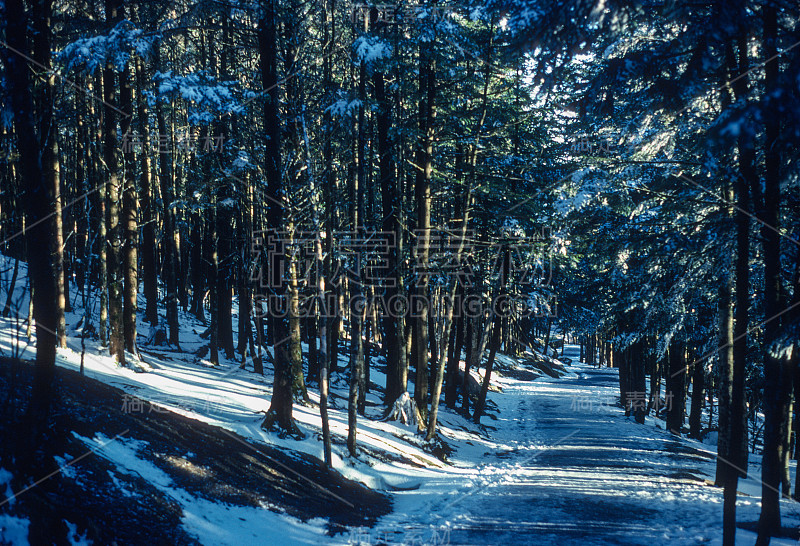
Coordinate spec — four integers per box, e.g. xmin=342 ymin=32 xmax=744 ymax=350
xmin=369 ymin=345 xmax=800 ymax=546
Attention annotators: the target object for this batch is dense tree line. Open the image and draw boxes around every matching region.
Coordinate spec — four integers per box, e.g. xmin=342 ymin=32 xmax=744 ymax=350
xmin=1 ymin=0 xmax=552 ymax=459
xmin=2 ymin=0 xmax=799 ymax=542
xmin=536 ymin=1 xmax=800 ymax=543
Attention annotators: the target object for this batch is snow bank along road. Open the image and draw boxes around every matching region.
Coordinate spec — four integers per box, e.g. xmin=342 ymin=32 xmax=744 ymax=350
xmin=370 ymin=345 xmax=799 ymax=546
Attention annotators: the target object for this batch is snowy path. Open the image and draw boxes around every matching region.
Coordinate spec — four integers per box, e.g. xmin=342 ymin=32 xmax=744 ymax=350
xmin=3 ymin=256 xmax=799 ymax=545
xmin=370 ymin=345 xmax=800 ymax=546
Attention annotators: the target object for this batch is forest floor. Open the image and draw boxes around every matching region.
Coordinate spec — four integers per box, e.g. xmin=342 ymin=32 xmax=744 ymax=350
xmin=0 ymin=357 xmax=390 ymax=545
xmin=2 ymin=255 xmax=800 ymax=544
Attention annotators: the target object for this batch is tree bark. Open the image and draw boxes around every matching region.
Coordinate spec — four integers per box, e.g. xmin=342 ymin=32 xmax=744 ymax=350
xmin=666 ymin=341 xmax=685 ymax=435
xmin=724 ymin=34 xmax=752 ymax=546
xmin=103 ymin=0 xmax=125 ymax=364
xmin=31 ymin=0 xmax=66 ymax=350
xmin=259 ymin=0 xmax=297 ymax=435
xmin=3 ymin=0 xmax=59 ymax=455
xmin=412 ymin=31 xmax=436 ymax=421
xmin=120 ymin=59 xmax=137 ymax=355
xmin=375 ymin=57 xmax=405 ymax=407
xmin=689 ymin=354 xmax=705 ymax=438
xmin=155 ymin=52 xmax=180 ymax=347
xmin=473 ymin=246 xmax=509 ymax=423
xmin=136 ymin=58 xmax=158 ymax=325
xmin=715 ymin=183 xmax=735 ymax=486
xmin=757 ymin=4 xmax=792 ymax=538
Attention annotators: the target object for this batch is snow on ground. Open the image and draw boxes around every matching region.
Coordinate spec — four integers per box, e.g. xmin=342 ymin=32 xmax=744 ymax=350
xmin=365 ymin=346 xmax=800 ymax=545
xmin=2 ymin=254 xmax=800 ymax=544
xmin=0 ymin=468 xmax=29 ymax=544
xmin=74 ymin=432 xmax=330 ymax=545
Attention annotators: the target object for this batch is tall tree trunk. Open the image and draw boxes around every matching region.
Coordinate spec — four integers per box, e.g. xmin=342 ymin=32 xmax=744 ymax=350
xmin=3 ymin=0 xmax=59 ymax=442
xmin=724 ymin=34 xmax=752 ymax=545
xmin=374 ymin=53 xmax=405 ymax=407
xmin=689 ymin=354 xmax=705 ymax=438
xmin=348 ymin=27 xmax=368 ymax=453
xmin=715 ymin=183 xmax=735 ymax=486
xmin=666 ymin=341 xmax=685 ymax=435
xmin=413 ymin=33 xmax=435 ymax=421
xmin=215 ymin=19 xmax=235 ymax=360
xmin=208 ymin=200 xmax=220 ymax=366
xmin=474 ymin=246 xmax=509 ymax=423
xmin=103 ymin=0 xmax=125 ymax=364
xmin=31 ymin=0 xmax=66 ymax=350
xmin=155 ymin=53 xmax=180 ymax=347
xmin=757 ymin=4 xmax=792 ymax=539
xmin=317 ymin=0 xmax=335 ymax=466
xmin=120 ymin=61 xmax=137 ymax=355
xmin=259 ymin=0 xmax=296 ymax=435
xmin=283 ymin=5 xmax=306 ymax=398
xmin=92 ymin=74 xmax=108 ymax=347
xmin=136 ymin=58 xmax=158 ymax=325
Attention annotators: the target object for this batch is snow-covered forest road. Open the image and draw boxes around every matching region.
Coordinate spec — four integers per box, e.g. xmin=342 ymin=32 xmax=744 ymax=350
xmin=371 ymin=345 xmax=799 ymax=546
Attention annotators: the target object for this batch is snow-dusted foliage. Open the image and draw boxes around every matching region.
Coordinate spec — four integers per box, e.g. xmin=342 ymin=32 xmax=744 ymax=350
xmin=153 ymin=70 xmax=245 ymax=123
xmin=353 ymin=36 xmax=391 ymax=65
xmin=59 ymin=21 xmax=156 ymax=73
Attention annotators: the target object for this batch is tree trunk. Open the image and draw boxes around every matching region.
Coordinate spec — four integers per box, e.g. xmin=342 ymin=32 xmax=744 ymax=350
xmin=3 ymin=0 xmax=59 ymax=440
xmin=136 ymin=58 xmax=158 ymax=325
xmin=92 ymin=75 xmax=108 ymax=347
xmin=259 ymin=0 xmax=296 ymax=435
xmin=155 ymin=58 xmax=180 ymax=347
xmin=630 ymin=342 xmax=647 ymax=424
xmin=317 ymin=0 xmax=334 ymax=465
xmin=412 ymin=32 xmax=435 ymax=421
xmin=463 ymin=313 xmax=481 ymax=414
xmin=757 ymin=4 xmax=792 ymax=538
xmin=724 ymin=34 xmax=752 ymax=545
xmin=31 ymin=0 xmax=66 ymax=350
xmin=208 ymin=202 xmax=219 ymax=366
xmin=445 ymin=301 xmax=465 ymax=408
xmin=216 ymin=186 xmax=235 ymax=359
xmin=103 ymin=0 xmax=125 ymax=364
xmin=473 ymin=246 xmax=509 ymax=423
xmin=190 ymin=213 xmax=205 ymax=322
xmin=374 ymin=64 xmax=405 ymax=407
xmin=689 ymin=354 xmax=705 ymax=438
xmin=618 ymin=345 xmax=630 ymax=412
xmin=715 ymin=182 xmax=735 ymax=486
xmin=666 ymin=341 xmax=685 ymax=435
xmin=120 ymin=61 xmax=137 ymax=355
